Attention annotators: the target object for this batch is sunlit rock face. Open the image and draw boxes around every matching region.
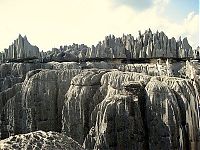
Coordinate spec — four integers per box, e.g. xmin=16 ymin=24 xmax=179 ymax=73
xmin=1 ymin=63 xmax=199 ymax=150
xmin=62 ymin=70 xmax=108 ymax=144
xmin=0 ymin=69 xmax=81 ymax=139
xmin=145 ymin=78 xmax=182 ymax=150
xmin=83 ymin=81 xmax=147 ymax=150
xmin=0 ymin=131 xmax=84 ymax=150
xmin=0 ymin=62 xmax=82 ymax=139
xmin=3 ymin=35 xmax=40 ymax=61
xmin=0 ymin=30 xmax=199 ymax=150
xmin=1 ymin=29 xmax=193 ymax=63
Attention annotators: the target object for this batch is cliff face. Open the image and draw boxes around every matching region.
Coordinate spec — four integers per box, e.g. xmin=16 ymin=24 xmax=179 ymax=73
xmin=0 ymin=30 xmax=199 ymax=149
xmin=0 ymin=68 xmax=81 ymax=139
xmin=0 ymin=61 xmax=199 ymax=149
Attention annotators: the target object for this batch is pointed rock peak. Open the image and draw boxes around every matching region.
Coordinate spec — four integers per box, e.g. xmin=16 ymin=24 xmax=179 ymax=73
xmin=148 ymin=28 xmax=152 ymax=32
xmin=24 ymin=35 xmax=27 ymax=40
xmin=18 ymin=34 xmax=23 ymax=39
xmin=183 ymin=37 xmax=188 ymax=41
xmin=23 ymin=35 xmax=29 ymax=43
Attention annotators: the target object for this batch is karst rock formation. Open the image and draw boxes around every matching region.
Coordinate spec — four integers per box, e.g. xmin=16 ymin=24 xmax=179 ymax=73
xmin=0 ymin=29 xmax=199 ymax=150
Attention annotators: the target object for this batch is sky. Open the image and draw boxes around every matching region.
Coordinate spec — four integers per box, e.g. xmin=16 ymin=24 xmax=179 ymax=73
xmin=0 ymin=0 xmax=199 ymax=51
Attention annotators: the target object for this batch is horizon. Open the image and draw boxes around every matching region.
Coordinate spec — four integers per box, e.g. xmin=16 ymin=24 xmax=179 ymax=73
xmin=0 ymin=0 xmax=199 ymax=52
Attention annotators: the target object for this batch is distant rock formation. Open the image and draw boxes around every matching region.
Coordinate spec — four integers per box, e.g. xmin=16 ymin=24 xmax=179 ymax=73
xmin=39 ymin=29 xmax=194 ymax=62
xmin=1 ymin=29 xmax=196 ymax=63
xmin=3 ymin=35 xmax=40 ymax=61
xmin=40 ymin=44 xmax=88 ymax=62
xmin=193 ymin=46 xmax=200 ymax=59
xmin=0 ymin=52 xmax=3 ymax=63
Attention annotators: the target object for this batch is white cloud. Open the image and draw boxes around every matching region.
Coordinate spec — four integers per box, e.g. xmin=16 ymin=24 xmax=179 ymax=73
xmin=0 ymin=0 xmax=199 ymax=52
xmin=152 ymin=0 xmax=170 ymax=13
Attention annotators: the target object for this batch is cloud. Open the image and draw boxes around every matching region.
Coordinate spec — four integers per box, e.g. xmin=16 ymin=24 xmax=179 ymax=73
xmin=114 ymin=0 xmax=153 ymax=11
xmin=152 ymin=0 xmax=170 ymax=12
xmin=182 ymin=12 xmax=199 ymax=48
xmin=0 ymin=0 xmax=198 ymax=52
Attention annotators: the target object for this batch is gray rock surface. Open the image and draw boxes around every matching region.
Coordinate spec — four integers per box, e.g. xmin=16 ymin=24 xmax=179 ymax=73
xmin=0 ymin=61 xmax=199 ymax=150
xmin=0 ymin=30 xmax=199 ymax=150
xmin=20 ymin=69 xmax=81 ymax=134
xmin=83 ymin=82 xmax=146 ymax=150
xmin=145 ymin=78 xmax=182 ymax=149
xmin=0 ymin=130 xmax=84 ymax=150
xmin=193 ymin=46 xmax=200 ymax=59
xmin=0 ymin=63 xmax=43 ymax=92
xmin=0 ymin=62 xmax=84 ymax=139
xmin=62 ymin=70 xmax=107 ymax=143
xmin=3 ymin=35 xmax=40 ymax=61
xmin=4 ymin=29 xmax=193 ymax=63
xmin=163 ymin=77 xmax=199 ymax=149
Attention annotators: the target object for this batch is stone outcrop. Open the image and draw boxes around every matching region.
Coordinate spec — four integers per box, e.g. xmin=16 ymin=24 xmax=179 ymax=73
xmin=62 ymin=70 xmax=108 ymax=143
xmin=0 ymin=63 xmax=38 ymax=92
xmin=19 ymin=69 xmax=81 ymax=134
xmin=1 ymin=29 xmax=193 ymax=63
xmin=0 ymin=63 xmax=83 ymax=139
xmin=3 ymin=35 xmax=40 ymax=61
xmin=42 ymin=29 xmax=194 ymax=62
xmin=0 ymin=130 xmax=84 ymax=150
xmin=0 ymin=62 xmax=82 ymax=93
xmin=0 ymin=52 xmax=3 ymax=63
xmin=1 ymin=29 xmax=198 ymax=63
xmin=145 ymin=78 xmax=182 ymax=149
xmin=193 ymin=46 xmax=200 ymax=59
xmin=163 ymin=77 xmax=199 ymax=149
xmin=83 ymin=82 xmax=147 ymax=150
xmin=0 ymin=63 xmax=46 ymax=93
xmin=0 ymin=83 xmax=22 ymax=117
xmin=0 ymin=30 xmax=199 ymax=150
xmin=0 ymin=61 xmax=199 ymax=150
xmin=41 ymin=44 xmax=89 ymax=62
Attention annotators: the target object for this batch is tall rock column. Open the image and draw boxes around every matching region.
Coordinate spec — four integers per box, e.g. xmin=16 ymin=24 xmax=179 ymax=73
xmin=83 ymin=81 xmax=147 ymax=150
xmin=145 ymin=78 xmax=183 ymax=150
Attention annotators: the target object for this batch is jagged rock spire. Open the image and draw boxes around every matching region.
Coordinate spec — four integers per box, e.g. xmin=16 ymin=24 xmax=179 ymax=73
xmin=1 ymin=29 xmax=194 ymax=62
xmin=3 ymin=35 xmax=40 ymax=61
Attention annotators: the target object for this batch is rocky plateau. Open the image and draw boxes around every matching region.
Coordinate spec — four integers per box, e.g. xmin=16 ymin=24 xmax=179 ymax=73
xmin=0 ymin=30 xmax=200 ymax=150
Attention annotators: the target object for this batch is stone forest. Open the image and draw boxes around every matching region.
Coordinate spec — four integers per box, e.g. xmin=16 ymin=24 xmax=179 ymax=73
xmin=0 ymin=29 xmax=200 ymax=149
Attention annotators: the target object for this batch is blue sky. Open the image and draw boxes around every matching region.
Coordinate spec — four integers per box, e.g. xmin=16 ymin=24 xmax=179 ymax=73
xmin=165 ymin=0 xmax=199 ymax=22
xmin=0 ymin=0 xmax=199 ymax=51
xmin=116 ymin=0 xmax=199 ymax=22
xmin=115 ymin=0 xmax=153 ymax=10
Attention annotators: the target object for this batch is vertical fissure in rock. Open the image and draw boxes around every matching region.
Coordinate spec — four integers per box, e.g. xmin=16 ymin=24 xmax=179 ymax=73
xmin=55 ymin=73 xmax=60 ymax=132
xmin=83 ymin=96 xmax=90 ymax=138
xmin=138 ymin=88 xmax=149 ymax=150
xmin=83 ymin=85 xmax=101 ymax=142
xmin=174 ymin=92 xmax=190 ymax=150
xmin=123 ymin=81 xmax=149 ymax=150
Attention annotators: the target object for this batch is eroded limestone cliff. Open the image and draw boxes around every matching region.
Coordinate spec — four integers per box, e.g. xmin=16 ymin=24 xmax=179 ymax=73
xmin=0 ymin=30 xmax=199 ymax=149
